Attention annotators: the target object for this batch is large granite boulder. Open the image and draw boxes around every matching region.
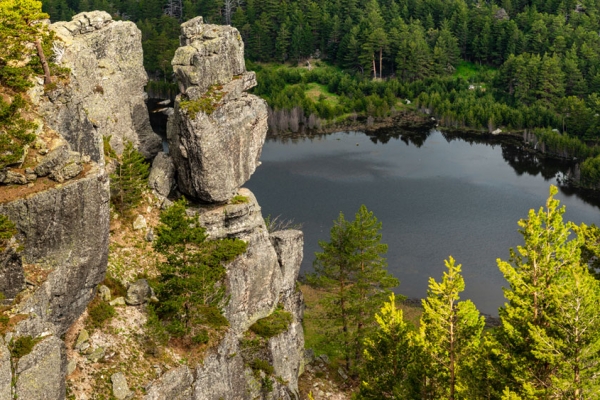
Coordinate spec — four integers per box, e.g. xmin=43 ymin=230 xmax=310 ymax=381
xmin=168 ymin=18 xmax=268 ymax=203
xmin=191 ymin=189 xmax=281 ymax=333
xmin=41 ymin=11 xmax=161 ymax=161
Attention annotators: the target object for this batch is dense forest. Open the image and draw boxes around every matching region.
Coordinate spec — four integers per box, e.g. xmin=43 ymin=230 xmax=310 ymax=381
xmin=41 ymin=0 xmax=600 ymax=182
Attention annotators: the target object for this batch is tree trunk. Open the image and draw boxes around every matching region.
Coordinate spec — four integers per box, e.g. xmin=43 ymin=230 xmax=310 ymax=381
xmin=372 ymin=55 xmax=376 ymax=79
xmin=379 ymin=48 xmax=383 ymax=79
xmin=35 ymin=39 xmax=52 ymax=85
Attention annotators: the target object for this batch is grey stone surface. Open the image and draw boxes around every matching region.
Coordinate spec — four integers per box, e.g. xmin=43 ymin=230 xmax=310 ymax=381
xmin=169 ymin=94 xmax=268 ymax=202
xmin=112 ymin=372 xmax=133 ymax=400
xmin=168 ymin=18 xmax=267 ymax=203
xmin=110 ymin=297 xmax=126 ymax=306
xmin=125 ymin=279 xmax=152 ymax=306
xmin=191 ymin=189 xmax=281 ymax=333
xmin=74 ymin=329 xmax=89 ymax=350
xmin=34 ymin=144 xmax=70 ymax=177
xmin=144 ymin=365 xmax=194 ymax=400
xmin=15 ymin=336 xmax=66 ymax=400
xmin=269 ymin=230 xmax=304 ymax=295
xmin=0 ymin=167 xmax=110 ymax=335
xmin=43 ymin=12 xmax=161 ymax=161
xmin=49 ymin=152 xmax=83 ymax=182
xmin=173 ymin=17 xmax=246 ymax=96
xmin=0 ymin=246 xmax=25 ymax=301
xmin=192 ymin=331 xmax=248 ymax=400
xmin=87 ymin=346 xmax=105 ymax=362
xmin=0 ymin=339 xmax=11 ymax=400
xmin=148 ymin=152 xmax=175 ymax=197
xmin=3 ymin=171 xmax=27 ymax=185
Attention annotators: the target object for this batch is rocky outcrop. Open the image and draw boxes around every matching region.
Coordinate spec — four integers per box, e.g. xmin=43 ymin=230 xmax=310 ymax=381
xmin=144 ymin=189 xmax=305 ymax=399
xmin=0 ymin=166 xmax=110 ymax=336
xmin=168 ymin=17 xmax=268 ymax=202
xmin=0 ymin=339 xmax=11 ymax=400
xmin=14 ymin=336 xmax=66 ymax=400
xmin=41 ymin=11 xmax=161 ymax=161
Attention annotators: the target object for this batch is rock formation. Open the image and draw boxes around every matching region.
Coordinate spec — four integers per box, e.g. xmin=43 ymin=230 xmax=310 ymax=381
xmin=143 ymin=17 xmax=306 ymax=399
xmin=168 ymin=16 xmax=268 ymax=202
xmin=41 ymin=11 xmax=162 ymax=160
xmin=0 ymin=12 xmax=304 ymax=400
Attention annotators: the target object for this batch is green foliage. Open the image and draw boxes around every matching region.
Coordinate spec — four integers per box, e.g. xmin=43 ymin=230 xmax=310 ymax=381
xmin=357 ymin=294 xmax=419 ymax=399
xmin=9 ymin=336 xmax=39 ymax=359
xmin=0 ymin=214 xmax=16 ymax=251
xmin=86 ymin=297 xmax=115 ymax=330
xmin=417 ymin=256 xmax=484 ymax=399
xmin=229 ymin=195 xmax=249 ymax=204
xmin=179 ymin=86 xmax=225 ymax=119
xmin=102 ymin=135 xmax=116 ymax=160
xmin=491 ymin=185 xmax=600 ymax=398
xmin=110 ymin=141 xmax=150 ymax=218
xmin=192 ymin=329 xmax=209 ymax=345
xmin=310 ymin=205 xmax=398 ymax=372
xmin=249 ymin=306 xmax=292 ymax=338
xmin=101 ymin=273 xmax=127 ymax=298
xmin=250 ymin=358 xmax=274 ymax=375
xmin=0 ymin=94 xmax=37 ymax=169
xmin=153 ymin=198 xmax=247 ymax=340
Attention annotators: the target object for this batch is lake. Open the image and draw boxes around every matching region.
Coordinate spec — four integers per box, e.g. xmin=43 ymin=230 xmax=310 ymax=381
xmin=245 ymin=129 xmax=600 ymax=316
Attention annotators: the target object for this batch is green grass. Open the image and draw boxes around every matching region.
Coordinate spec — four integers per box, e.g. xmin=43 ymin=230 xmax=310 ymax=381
xmin=453 ymin=61 xmax=497 ymax=82
xmin=230 ymin=195 xmax=249 ymax=204
xmin=305 ymin=83 xmax=340 ymax=108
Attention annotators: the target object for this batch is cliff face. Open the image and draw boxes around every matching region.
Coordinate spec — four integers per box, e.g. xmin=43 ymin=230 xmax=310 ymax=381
xmin=0 ymin=12 xmax=304 ymax=400
xmin=41 ymin=11 xmax=162 ymax=160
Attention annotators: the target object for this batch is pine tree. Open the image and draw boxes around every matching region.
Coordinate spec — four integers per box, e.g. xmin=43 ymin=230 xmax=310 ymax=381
xmin=153 ymin=198 xmax=247 ymax=338
xmin=311 ymin=205 xmax=398 ymax=372
xmin=348 ymin=205 xmax=398 ymax=364
xmin=357 ymin=293 xmax=419 ymax=400
xmin=310 ymin=211 xmax=355 ymax=369
xmin=417 ymin=256 xmax=484 ymax=400
xmin=493 ymin=185 xmax=588 ymax=398
xmin=110 ymin=141 xmax=150 ymax=218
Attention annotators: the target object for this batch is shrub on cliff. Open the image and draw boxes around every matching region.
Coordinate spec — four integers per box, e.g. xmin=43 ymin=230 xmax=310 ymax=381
xmin=152 ymin=198 xmax=247 ymax=340
xmin=110 ymin=141 xmax=150 ymax=218
xmin=0 ymin=214 xmax=16 ymax=251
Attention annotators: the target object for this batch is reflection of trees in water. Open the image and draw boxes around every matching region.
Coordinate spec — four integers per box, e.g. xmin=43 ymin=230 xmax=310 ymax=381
xmin=501 ymin=146 xmax=571 ymax=180
xmin=366 ymin=127 xmax=432 ymax=147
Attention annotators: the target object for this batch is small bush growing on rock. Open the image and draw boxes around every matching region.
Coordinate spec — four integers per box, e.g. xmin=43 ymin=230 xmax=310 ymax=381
xmin=230 ymin=195 xmax=249 ymax=204
xmin=179 ymin=85 xmax=225 ymax=118
xmin=0 ymin=215 xmax=16 ymax=251
xmin=250 ymin=358 xmax=274 ymax=375
xmin=9 ymin=336 xmax=39 ymax=359
xmin=249 ymin=305 xmax=293 ymax=338
xmin=86 ymin=297 xmax=116 ymax=330
xmin=110 ymin=141 xmax=149 ymax=219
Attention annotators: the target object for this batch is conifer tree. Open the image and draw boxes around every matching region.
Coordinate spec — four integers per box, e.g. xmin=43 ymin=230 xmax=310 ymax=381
xmin=311 ymin=205 xmax=397 ymax=372
xmin=417 ymin=256 xmax=484 ymax=400
xmin=110 ymin=141 xmax=150 ymax=218
xmin=493 ymin=185 xmax=590 ymax=398
xmin=153 ymin=198 xmax=247 ymax=337
xmin=357 ymin=293 xmax=419 ymax=400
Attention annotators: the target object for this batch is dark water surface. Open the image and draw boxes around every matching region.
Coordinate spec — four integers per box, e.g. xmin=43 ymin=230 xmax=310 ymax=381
xmin=245 ymin=130 xmax=600 ymax=315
